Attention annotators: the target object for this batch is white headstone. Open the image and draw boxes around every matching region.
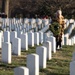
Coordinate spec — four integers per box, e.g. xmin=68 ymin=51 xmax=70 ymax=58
xmin=36 ymin=46 xmax=47 ymax=68
xmin=47 ymin=36 xmax=56 ymax=53
xmin=14 ymin=66 xmax=29 ymax=75
xmin=36 ymin=19 xmax=42 ymax=25
xmin=69 ymin=19 xmax=74 ymax=23
xmin=43 ymin=19 xmax=49 ymax=26
xmin=3 ymin=31 xmax=10 ymax=43
xmin=11 ymin=23 xmax=15 ymax=30
xmin=9 ymin=23 xmax=11 ymax=31
xmin=71 ymin=37 xmax=74 ymax=45
xmin=62 ymin=34 xmax=64 ymax=45
xmin=2 ymin=42 xmax=11 ymax=64
xmin=38 ymin=24 xmax=42 ymax=30
xmin=72 ymin=52 xmax=75 ymax=61
xmin=22 ymin=28 xmax=25 ymax=33
xmin=68 ymin=39 xmax=72 ymax=45
xmin=24 ymin=18 xmax=29 ymax=24
xmin=20 ymin=33 xmax=28 ymax=50
xmin=43 ymin=33 xmax=50 ymax=43
xmin=17 ymin=31 xmax=23 ymax=38
xmin=10 ymin=31 xmax=17 ymax=43
xmin=0 ymin=32 xmax=2 ymax=48
xmin=27 ymin=54 xmax=39 ymax=75
xmin=43 ymin=41 xmax=52 ymax=60
xmin=39 ymin=32 xmax=43 ymax=44
xmin=12 ymin=38 xmax=21 ymax=56
xmin=26 ymin=25 xmax=29 ymax=32
xmin=28 ymin=32 xmax=34 ymax=47
xmin=64 ymin=33 xmax=69 ymax=45
xmin=30 ymin=19 xmax=36 ymax=25
xmin=70 ymin=61 xmax=75 ymax=75
xmin=3 ymin=28 xmax=6 ymax=31
xmin=34 ymin=32 xmax=39 ymax=45
xmin=64 ymin=36 xmax=69 ymax=45
xmin=19 ymin=25 xmax=22 ymax=31
xmin=73 ymin=36 xmax=75 ymax=44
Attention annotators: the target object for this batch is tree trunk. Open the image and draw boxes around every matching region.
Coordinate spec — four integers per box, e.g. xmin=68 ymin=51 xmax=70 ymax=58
xmin=5 ymin=0 xmax=9 ymax=17
xmin=1 ymin=0 xmax=9 ymax=17
xmin=1 ymin=0 xmax=5 ymax=13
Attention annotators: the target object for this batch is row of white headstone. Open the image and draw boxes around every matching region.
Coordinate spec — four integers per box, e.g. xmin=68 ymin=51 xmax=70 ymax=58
xmin=13 ymin=18 xmax=75 ymax=75
xmin=64 ymin=19 xmax=75 ymax=75
xmin=1 ymin=30 xmax=56 ymax=64
xmin=0 ymin=29 xmax=57 ymax=75
xmin=0 ymin=18 xmax=74 ymax=31
xmin=14 ymin=32 xmax=75 ymax=75
xmin=1 ymin=18 xmax=74 ymax=27
xmin=1 ymin=18 xmax=74 ymax=32
xmin=0 ymin=18 xmax=75 ymax=75
xmin=1 ymin=18 xmax=51 ymax=32
xmin=1 ymin=30 xmax=75 ymax=62
xmin=1 ymin=31 xmax=43 ymax=63
xmin=64 ymin=19 xmax=75 ymax=29
xmin=64 ymin=33 xmax=75 ymax=46
xmin=1 ymin=22 xmax=42 ymax=33
xmin=1 ymin=18 xmax=51 ymax=26
xmin=67 ymin=18 xmax=75 ymax=75
xmin=14 ymin=34 xmax=75 ymax=75
xmin=14 ymin=40 xmax=55 ymax=75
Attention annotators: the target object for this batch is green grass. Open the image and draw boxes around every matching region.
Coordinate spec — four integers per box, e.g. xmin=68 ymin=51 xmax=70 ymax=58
xmin=0 ymin=45 xmax=74 ymax=75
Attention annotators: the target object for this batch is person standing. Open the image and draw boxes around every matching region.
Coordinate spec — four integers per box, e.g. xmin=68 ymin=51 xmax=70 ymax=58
xmin=49 ymin=8 xmax=65 ymax=49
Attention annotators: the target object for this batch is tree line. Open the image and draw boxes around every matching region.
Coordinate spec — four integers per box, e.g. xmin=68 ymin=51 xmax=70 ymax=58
xmin=0 ymin=0 xmax=75 ymax=18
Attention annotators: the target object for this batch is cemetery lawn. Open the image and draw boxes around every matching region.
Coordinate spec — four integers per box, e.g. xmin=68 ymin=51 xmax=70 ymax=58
xmin=0 ymin=45 xmax=74 ymax=75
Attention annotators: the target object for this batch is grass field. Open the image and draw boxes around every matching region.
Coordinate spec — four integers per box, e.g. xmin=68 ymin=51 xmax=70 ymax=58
xmin=0 ymin=45 xmax=74 ymax=75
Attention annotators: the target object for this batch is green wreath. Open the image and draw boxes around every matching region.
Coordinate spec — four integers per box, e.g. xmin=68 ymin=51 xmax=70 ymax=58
xmin=49 ymin=22 xmax=61 ymax=36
